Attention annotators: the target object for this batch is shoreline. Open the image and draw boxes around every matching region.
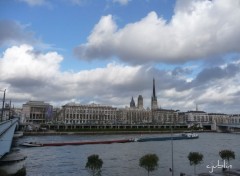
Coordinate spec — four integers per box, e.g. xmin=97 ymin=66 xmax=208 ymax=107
xmin=23 ymin=130 xmax=215 ymax=136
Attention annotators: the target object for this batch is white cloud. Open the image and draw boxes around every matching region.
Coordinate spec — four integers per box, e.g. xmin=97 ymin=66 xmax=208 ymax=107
xmin=18 ymin=0 xmax=47 ymax=6
xmin=113 ymin=0 xmax=131 ymax=5
xmin=75 ymin=0 xmax=240 ymax=64
xmin=0 ymin=45 xmax=143 ymax=106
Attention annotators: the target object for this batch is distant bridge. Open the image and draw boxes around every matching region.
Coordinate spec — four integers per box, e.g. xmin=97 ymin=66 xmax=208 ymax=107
xmin=200 ymin=122 xmax=240 ymax=132
xmin=0 ymin=118 xmax=19 ymax=159
xmin=217 ymin=123 xmax=240 ymax=128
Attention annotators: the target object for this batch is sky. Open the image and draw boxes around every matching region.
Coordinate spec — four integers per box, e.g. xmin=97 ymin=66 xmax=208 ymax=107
xmin=0 ymin=0 xmax=240 ymax=114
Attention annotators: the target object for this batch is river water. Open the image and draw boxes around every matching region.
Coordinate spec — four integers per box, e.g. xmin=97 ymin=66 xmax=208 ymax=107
xmin=16 ymin=133 xmax=240 ymax=176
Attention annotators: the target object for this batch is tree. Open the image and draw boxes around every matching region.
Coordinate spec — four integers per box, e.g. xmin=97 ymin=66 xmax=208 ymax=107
xmin=139 ymin=153 xmax=159 ymax=176
xmin=85 ymin=154 xmax=103 ymax=176
xmin=188 ymin=152 xmax=203 ymax=175
xmin=219 ymin=150 xmax=235 ymax=171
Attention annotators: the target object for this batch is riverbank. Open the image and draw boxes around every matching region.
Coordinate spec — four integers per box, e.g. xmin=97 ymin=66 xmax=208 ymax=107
xmin=23 ymin=129 xmax=215 ymax=136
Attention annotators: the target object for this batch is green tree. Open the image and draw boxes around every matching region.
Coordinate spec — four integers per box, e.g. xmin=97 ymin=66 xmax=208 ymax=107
xmin=188 ymin=152 xmax=203 ymax=175
xmin=219 ymin=150 xmax=235 ymax=171
xmin=85 ymin=154 xmax=103 ymax=176
xmin=139 ymin=153 xmax=159 ymax=176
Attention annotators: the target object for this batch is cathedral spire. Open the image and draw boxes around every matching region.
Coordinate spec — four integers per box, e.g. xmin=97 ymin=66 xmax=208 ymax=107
xmin=130 ymin=96 xmax=136 ymax=108
xmin=153 ymin=78 xmax=156 ymax=98
xmin=151 ymin=78 xmax=158 ymax=110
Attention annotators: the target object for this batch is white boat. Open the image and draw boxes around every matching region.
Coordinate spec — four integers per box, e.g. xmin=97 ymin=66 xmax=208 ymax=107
xmin=181 ymin=133 xmax=199 ymax=138
xmin=20 ymin=142 xmax=43 ymax=147
xmin=13 ymin=131 xmax=23 ymax=138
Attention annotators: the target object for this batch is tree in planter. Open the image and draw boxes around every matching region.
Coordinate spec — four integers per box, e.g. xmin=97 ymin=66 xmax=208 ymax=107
xmin=219 ymin=150 xmax=235 ymax=171
xmin=85 ymin=154 xmax=103 ymax=176
xmin=139 ymin=153 xmax=159 ymax=176
xmin=187 ymin=152 xmax=203 ymax=175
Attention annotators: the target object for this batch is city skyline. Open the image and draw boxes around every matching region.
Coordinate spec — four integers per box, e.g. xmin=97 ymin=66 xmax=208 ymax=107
xmin=1 ymin=0 xmax=240 ymax=113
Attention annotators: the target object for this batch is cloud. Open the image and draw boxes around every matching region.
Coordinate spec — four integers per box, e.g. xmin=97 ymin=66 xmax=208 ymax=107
xmin=113 ymin=0 xmax=131 ymax=5
xmin=1 ymin=45 xmax=240 ymax=113
xmin=74 ymin=0 xmax=240 ymax=64
xmin=0 ymin=20 xmax=35 ymax=47
xmin=18 ymin=0 xmax=47 ymax=6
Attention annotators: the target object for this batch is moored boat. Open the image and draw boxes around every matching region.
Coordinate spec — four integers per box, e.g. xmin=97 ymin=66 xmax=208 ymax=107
xmin=20 ymin=142 xmax=43 ymax=147
xmin=13 ymin=131 xmax=23 ymax=139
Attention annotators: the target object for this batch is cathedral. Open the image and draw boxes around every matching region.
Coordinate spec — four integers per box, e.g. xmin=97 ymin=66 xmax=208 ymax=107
xmin=130 ymin=78 xmax=158 ymax=110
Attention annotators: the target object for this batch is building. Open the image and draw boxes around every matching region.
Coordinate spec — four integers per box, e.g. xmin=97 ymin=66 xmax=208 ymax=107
xmin=22 ymin=101 xmax=53 ymax=124
xmin=208 ymin=113 xmax=229 ymax=124
xmin=117 ymin=107 xmax=152 ymax=124
xmin=228 ymin=114 xmax=240 ymax=124
xmin=152 ymin=109 xmax=178 ymax=124
xmin=62 ymin=103 xmax=117 ymax=125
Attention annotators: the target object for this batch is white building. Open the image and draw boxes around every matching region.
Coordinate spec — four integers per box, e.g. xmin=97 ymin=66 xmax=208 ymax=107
xmin=62 ymin=103 xmax=117 ymax=125
xmin=22 ymin=101 xmax=53 ymax=124
xmin=117 ymin=107 xmax=152 ymax=124
xmin=229 ymin=114 xmax=240 ymax=124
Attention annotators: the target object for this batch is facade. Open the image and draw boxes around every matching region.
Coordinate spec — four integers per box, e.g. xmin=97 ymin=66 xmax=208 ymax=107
xmin=22 ymin=101 xmax=53 ymax=124
xmin=185 ymin=111 xmax=209 ymax=123
xmin=229 ymin=114 xmax=240 ymax=124
xmin=62 ymin=103 xmax=117 ymax=125
xmin=117 ymin=107 xmax=151 ymax=124
xmin=208 ymin=113 xmax=229 ymax=124
xmin=152 ymin=109 xmax=178 ymax=124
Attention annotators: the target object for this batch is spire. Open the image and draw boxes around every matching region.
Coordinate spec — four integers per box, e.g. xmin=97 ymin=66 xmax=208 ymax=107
xmin=196 ymin=103 xmax=198 ymax=111
xmin=153 ymin=78 xmax=156 ymax=98
xmin=130 ymin=96 xmax=136 ymax=108
xmin=151 ymin=78 xmax=158 ymax=110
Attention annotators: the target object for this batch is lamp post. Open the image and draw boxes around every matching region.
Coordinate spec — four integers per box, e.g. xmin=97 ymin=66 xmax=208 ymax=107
xmin=1 ymin=89 xmax=6 ymax=122
xmin=170 ymin=117 xmax=174 ymax=176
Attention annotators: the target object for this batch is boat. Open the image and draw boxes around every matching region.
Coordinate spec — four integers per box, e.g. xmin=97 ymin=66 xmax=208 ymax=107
xmin=20 ymin=142 xmax=43 ymax=147
xmin=42 ymin=139 xmax=132 ymax=147
xmin=136 ymin=133 xmax=199 ymax=142
xmin=13 ymin=131 xmax=23 ymax=139
xmin=20 ymin=138 xmax=133 ymax=147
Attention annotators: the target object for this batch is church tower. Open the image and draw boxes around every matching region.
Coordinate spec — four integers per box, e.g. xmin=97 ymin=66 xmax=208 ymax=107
xmin=151 ymin=78 xmax=158 ymax=110
xmin=137 ymin=95 xmax=143 ymax=109
xmin=130 ymin=96 xmax=136 ymax=108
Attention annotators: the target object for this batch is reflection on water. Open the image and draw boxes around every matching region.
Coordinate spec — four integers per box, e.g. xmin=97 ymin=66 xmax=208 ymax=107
xmin=16 ymin=133 xmax=240 ymax=176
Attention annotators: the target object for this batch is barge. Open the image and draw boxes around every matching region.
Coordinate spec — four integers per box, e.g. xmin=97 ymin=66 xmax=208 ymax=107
xmin=21 ymin=138 xmax=133 ymax=147
xmin=136 ymin=133 xmax=199 ymax=142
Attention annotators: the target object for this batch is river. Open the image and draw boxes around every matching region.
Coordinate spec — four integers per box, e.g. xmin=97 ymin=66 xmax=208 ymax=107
xmin=16 ymin=132 xmax=240 ymax=176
